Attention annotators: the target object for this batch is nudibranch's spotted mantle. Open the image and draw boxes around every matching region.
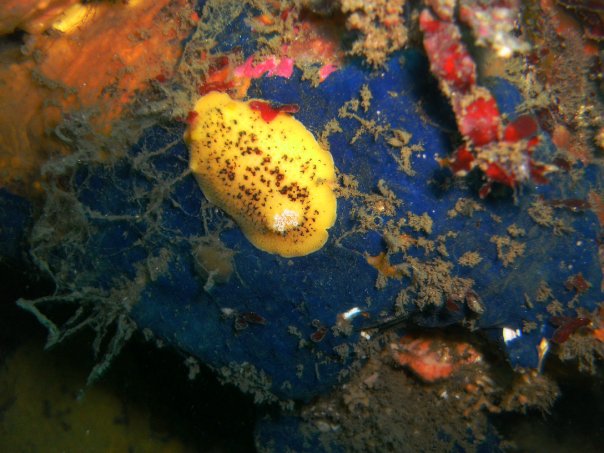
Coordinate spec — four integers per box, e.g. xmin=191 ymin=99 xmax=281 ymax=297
xmin=185 ymin=92 xmax=337 ymax=257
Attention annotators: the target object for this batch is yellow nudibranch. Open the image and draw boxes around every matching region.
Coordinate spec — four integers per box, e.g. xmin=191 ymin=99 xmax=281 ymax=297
xmin=185 ymin=92 xmax=337 ymax=258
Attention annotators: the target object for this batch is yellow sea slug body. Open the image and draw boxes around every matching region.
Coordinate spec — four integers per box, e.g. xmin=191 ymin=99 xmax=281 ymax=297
xmin=185 ymin=92 xmax=337 ymax=258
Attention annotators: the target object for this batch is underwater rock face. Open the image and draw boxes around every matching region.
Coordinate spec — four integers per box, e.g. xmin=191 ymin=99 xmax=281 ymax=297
xmin=20 ymin=48 xmax=602 ymax=407
xmin=1 ymin=2 xmax=602 ymax=451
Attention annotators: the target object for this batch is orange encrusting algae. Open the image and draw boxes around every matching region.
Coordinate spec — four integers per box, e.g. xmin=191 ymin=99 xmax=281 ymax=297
xmin=0 ymin=0 xmax=194 ymax=195
xmin=391 ymin=334 xmax=482 ymax=382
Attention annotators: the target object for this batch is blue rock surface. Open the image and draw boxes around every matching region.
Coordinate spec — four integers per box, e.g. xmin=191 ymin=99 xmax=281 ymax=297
xmin=17 ymin=48 xmax=600 ymax=406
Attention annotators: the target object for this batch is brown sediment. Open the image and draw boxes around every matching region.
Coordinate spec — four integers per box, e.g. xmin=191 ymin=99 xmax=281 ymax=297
xmin=490 ymin=235 xmax=526 ymax=267
xmin=500 ymin=370 xmax=559 ymax=414
xmin=398 ymin=256 xmax=475 ymax=310
xmin=359 ymin=84 xmax=373 ymax=111
xmin=536 ymin=280 xmax=554 ymax=303
xmin=318 ymin=118 xmax=343 ymax=151
xmin=552 ymin=303 xmax=604 ymax=374
xmin=447 ymin=198 xmax=485 ymax=218
xmin=338 ymin=88 xmax=390 ymax=144
xmin=340 ymin=0 xmax=407 ymax=67
xmin=546 ymin=300 xmax=565 ymax=316
xmin=458 ymin=251 xmax=483 ymax=267
xmin=406 ymin=211 xmax=433 ymax=234
xmin=527 ymin=198 xmax=575 ymax=235
xmin=522 ymin=320 xmax=538 ymax=333
xmin=522 ymin=1 xmax=604 ymax=162
xmin=386 ymin=128 xmax=425 ymax=177
xmin=557 ymin=331 xmax=604 ymax=375
xmin=301 ymin=346 xmax=491 ymax=452
xmin=216 ymin=361 xmax=286 ymax=407
xmin=587 ymin=191 xmax=604 ymax=226
xmin=527 ymin=199 xmax=555 ymax=226
xmin=300 ymin=329 xmax=560 ymax=452
xmin=506 ymin=224 xmax=526 ymax=237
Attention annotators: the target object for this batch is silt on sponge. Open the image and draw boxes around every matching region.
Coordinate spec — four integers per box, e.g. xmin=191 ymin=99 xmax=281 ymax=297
xmin=185 ymin=92 xmax=337 ymax=258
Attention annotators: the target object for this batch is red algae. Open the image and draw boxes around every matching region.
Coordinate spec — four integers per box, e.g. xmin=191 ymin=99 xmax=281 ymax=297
xmin=248 ymin=100 xmax=300 ymax=123
xmin=419 ymin=2 xmax=559 ymax=197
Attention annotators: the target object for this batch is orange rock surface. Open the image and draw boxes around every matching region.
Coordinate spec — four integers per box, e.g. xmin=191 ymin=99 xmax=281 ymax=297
xmin=391 ymin=334 xmax=482 ymax=382
xmin=0 ymin=0 xmax=195 ymax=195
